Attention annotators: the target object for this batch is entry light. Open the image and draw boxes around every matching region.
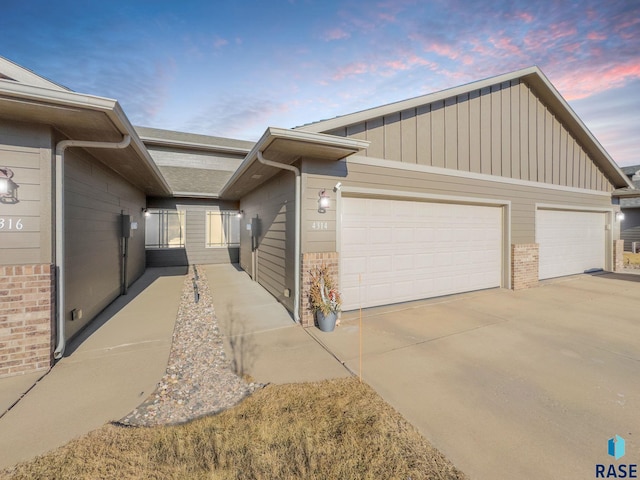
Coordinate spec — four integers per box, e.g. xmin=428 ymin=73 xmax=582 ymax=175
xmin=142 ymin=208 xmax=151 ymax=217
xmin=0 ymin=167 xmax=18 ymax=204
xmin=616 ymin=212 xmax=625 ymax=222
xmin=318 ymin=189 xmax=330 ymax=213
xmin=237 ymin=210 xmax=244 ymax=218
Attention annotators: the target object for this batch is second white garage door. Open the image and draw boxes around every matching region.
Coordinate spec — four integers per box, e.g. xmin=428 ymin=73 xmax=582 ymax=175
xmin=340 ymin=197 xmax=502 ymax=310
xmin=536 ymin=209 xmax=606 ymax=280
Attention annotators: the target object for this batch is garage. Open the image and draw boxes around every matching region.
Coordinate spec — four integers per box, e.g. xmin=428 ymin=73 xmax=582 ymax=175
xmin=536 ymin=209 xmax=606 ymax=279
xmin=340 ymin=197 xmax=503 ymax=310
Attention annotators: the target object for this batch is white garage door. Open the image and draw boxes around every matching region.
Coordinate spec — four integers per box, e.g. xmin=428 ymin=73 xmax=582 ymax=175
xmin=536 ymin=209 xmax=606 ymax=280
xmin=340 ymin=197 xmax=503 ymax=310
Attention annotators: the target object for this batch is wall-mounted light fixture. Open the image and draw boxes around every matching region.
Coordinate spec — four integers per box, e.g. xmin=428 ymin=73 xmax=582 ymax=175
xmin=616 ymin=212 xmax=625 ymax=222
xmin=318 ymin=189 xmax=330 ymax=213
xmin=237 ymin=210 xmax=244 ymax=218
xmin=333 ymin=182 xmax=342 ymax=192
xmin=142 ymin=208 xmax=151 ymax=217
xmin=0 ymin=167 xmax=18 ymax=204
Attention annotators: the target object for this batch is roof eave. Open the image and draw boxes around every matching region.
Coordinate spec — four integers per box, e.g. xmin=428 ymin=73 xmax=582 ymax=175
xmin=219 ymin=127 xmax=370 ymax=199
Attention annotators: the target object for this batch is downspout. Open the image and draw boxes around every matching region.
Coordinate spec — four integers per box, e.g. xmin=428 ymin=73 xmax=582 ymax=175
xmin=53 ymin=135 xmax=131 ymax=360
xmin=257 ymin=151 xmax=301 ymax=323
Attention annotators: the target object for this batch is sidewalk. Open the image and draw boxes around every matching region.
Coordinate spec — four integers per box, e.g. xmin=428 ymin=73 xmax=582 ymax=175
xmin=205 ymin=264 xmax=350 ymax=385
xmin=0 ymin=267 xmax=185 ymax=469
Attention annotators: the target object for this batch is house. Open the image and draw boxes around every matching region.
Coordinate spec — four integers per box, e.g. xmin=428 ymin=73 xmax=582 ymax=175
xmin=0 ymin=57 xmax=632 ymax=378
xmin=617 ymin=165 xmax=640 ymax=252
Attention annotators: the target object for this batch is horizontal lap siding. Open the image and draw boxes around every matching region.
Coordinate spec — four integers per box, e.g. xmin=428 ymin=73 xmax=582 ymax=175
xmin=146 ymin=197 xmax=240 ymax=266
xmin=302 ymin=160 xmax=611 ymax=253
xmin=64 ymin=149 xmax=146 ymax=340
xmin=239 ymin=171 xmax=295 ymax=312
xmin=0 ymin=122 xmax=53 ymax=265
xmin=327 ymin=81 xmax=613 ymax=193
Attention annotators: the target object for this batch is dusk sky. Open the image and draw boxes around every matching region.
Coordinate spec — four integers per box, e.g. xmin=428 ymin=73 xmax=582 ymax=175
xmin=2 ymin=0 xmax=639 ymax=166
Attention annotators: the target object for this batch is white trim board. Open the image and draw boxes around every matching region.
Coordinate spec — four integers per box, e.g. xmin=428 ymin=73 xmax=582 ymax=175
xmin=347 ymin=157 xmax=612 ymax=198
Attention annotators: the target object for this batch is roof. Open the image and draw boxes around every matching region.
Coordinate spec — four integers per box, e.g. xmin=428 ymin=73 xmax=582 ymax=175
xmin=296 ymin=66 xmax=632 ymax=190
xmin=135 ymin=126 xmax=255 ymax=154
xmin=0 ymin=60 xmax=170 ymax=196
xmin=621 ymin=165 xmax=640 ymax=176
xmin=220 ymin=127 xmax=370 ymax=200
xmin=0 ymin=56 xmax=70 ymax=91
xmin=137 ymin=127 xmax=250 ymax=198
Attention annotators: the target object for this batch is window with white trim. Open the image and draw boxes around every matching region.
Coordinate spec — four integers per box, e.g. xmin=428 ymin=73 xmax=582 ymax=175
xmin=145 ymin=209 xmax=185 ymax=248
xmin=206 ymin=211 xmax=240 ymax=248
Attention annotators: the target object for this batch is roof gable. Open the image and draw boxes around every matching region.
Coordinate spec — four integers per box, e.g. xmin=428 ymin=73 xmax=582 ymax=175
xmin=296 ymin=66 xmax=630 ymax=189
xmin=0 ymin=56 xmax=69 ymax=91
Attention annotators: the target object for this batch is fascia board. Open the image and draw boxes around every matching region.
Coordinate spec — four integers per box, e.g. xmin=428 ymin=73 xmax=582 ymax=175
xmin=219 ymin=127 xmax=369 ymax=198
xmin=0 ymin=80 xmax=172 ymax=195
xmin=139 ymin=136 xmax=252 ymax=155
xmin=296 ymin=67 xmax=541 ymax=133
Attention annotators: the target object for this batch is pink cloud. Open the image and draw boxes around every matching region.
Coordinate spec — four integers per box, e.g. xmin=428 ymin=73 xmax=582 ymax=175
xmin=213 ymin=37 xmax=228 ymax=49
xmin=587 ymin=31 xmax=606 ymax=41
xmin=322 ymin=28 xmax=350 ymax=41
xmin=490 ymin=35 xmax=523 ymax=56
xmin=332 ymin=62 xmax=372 ymax=80
xmin=554 ymin=61 xmax=640 ymax=100
xmin=514 ymin=12 xmax=534 ymax=23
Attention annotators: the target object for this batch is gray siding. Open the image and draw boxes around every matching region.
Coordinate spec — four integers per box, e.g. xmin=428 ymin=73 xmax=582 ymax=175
xmin=301 ymin=158 xmax=612 ymax=254
xmin=0 ymin=120 xmax=53 ymax=265
xmin=146 ymin=197 xmax=239 ymax=267
xmin=621 ymin=208 xmax=640 ymax=251
xmin=64 ymin=148 xmax=146 ymax=340
xmin=239 ymin=170 xmax=295 ymax=312
xmin=325 ymin=81 xmax=613 ymax=193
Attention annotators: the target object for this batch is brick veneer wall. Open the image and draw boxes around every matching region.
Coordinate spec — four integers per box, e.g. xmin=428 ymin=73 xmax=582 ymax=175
xmin=0 ymin=265 xmax=55 ymax=378
xmin=613 ymin=239 xmax=624 ymax=272
xmin=300 ymin=252 xmax=339 ymax=328
xmin=511 ymin=244 xmax=539 ymax=290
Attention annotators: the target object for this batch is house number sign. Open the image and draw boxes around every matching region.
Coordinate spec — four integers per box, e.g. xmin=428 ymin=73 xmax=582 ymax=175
xmin=311 ymin=221 xmax=328 ymax=230
xmin=0 ymin=218 xmax=24 ymax=230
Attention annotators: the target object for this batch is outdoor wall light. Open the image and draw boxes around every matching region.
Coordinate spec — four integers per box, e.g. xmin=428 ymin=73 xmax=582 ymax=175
xmin=0 ymin=167 xmax=18 ymax=204
xmin=333 ymin=182 xmax=342 ymax=192
xmin=142 ymin=208 xmax=151 ymax=217
xmin=237 ymin=210 xmax=244 ymax=218
xmin=616 ymin=212 xmax=625 ymax=222
xmin=318 ymin=189 xmax=330 ymax=213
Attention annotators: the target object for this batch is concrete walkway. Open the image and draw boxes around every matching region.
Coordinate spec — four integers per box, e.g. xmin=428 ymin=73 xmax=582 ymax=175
xmin=0 ymin=267 xmax=185 ymax=469
xmin=204 ymin=264 xmax=350 ymax=384
xmin=310 ymin=273 xmax=640 ymax=480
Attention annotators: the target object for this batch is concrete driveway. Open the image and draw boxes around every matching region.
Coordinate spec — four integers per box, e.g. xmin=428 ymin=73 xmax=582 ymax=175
xmin=311 ymin=273 xmax=640 ymax=479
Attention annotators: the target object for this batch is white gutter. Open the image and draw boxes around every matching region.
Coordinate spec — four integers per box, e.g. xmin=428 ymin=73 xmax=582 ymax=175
xmin=257 ymin=151 xmax=301 ymax=323
xmin=53 ymin=135 xmax=132 ymax=359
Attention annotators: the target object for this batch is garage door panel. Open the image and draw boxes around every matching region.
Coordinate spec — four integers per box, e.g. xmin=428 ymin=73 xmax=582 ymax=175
xmin=341 ymin=197 xmax=502 ymax=310
xmin=537 ymin=210 xmax=605 ymax=280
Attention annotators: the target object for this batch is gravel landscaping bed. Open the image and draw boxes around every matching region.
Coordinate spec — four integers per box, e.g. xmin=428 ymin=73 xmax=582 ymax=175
xmin=119 ymin=266 xmax=264 ymax=426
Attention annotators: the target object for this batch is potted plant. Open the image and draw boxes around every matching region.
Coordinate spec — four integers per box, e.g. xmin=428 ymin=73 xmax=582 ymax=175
xmin=309 ymin=264 xmax=342 ymax=332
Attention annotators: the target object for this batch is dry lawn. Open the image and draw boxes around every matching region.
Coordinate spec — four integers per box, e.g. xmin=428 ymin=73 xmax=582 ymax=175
xmin=1 ymin=378 xmax=466 ymax=480
xmin=624 ymin=252 xmax=640 ymax=267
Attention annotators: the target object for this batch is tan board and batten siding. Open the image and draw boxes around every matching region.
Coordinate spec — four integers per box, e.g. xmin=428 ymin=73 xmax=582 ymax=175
xmin=64 ymin=147 xmax=146 ymax=339
xmin=324 ymin=81 xmax=611 ymax=192
xmin=239 ymin=170 xmax=296 ymax=312
xmin=0 ymin=121 xmax=53 ymax=265
xmin=302 ymin=79 xmax=614 ymax=256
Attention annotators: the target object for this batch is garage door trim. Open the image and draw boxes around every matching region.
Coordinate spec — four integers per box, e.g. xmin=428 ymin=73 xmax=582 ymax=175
xmin=336 ymin=187 xmax=512 ymax=308
xmin=535 ymin=203 xmax=614 ymax=278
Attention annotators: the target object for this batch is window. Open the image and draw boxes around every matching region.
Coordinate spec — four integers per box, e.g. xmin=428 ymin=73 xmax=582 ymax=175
xmin=145 ymin=209 xmax=185 ymax=248
xmin=206 ymin=211 xmax=240 ymax=247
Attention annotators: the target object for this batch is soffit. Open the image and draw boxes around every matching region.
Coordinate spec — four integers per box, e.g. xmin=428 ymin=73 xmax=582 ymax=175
xmin=0 ymin=83 xmax=170 ymax=196
xmin=221 ymin=128 xmax=369 ymax=200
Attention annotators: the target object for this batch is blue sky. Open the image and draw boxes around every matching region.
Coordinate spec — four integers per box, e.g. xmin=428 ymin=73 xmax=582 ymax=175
xmin=2 ymin=0 xmax=639 ymax=166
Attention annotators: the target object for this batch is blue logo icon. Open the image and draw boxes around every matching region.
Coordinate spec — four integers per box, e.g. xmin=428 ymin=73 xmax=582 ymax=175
xmin=608 ymin=435 xmax=626 ymax=460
